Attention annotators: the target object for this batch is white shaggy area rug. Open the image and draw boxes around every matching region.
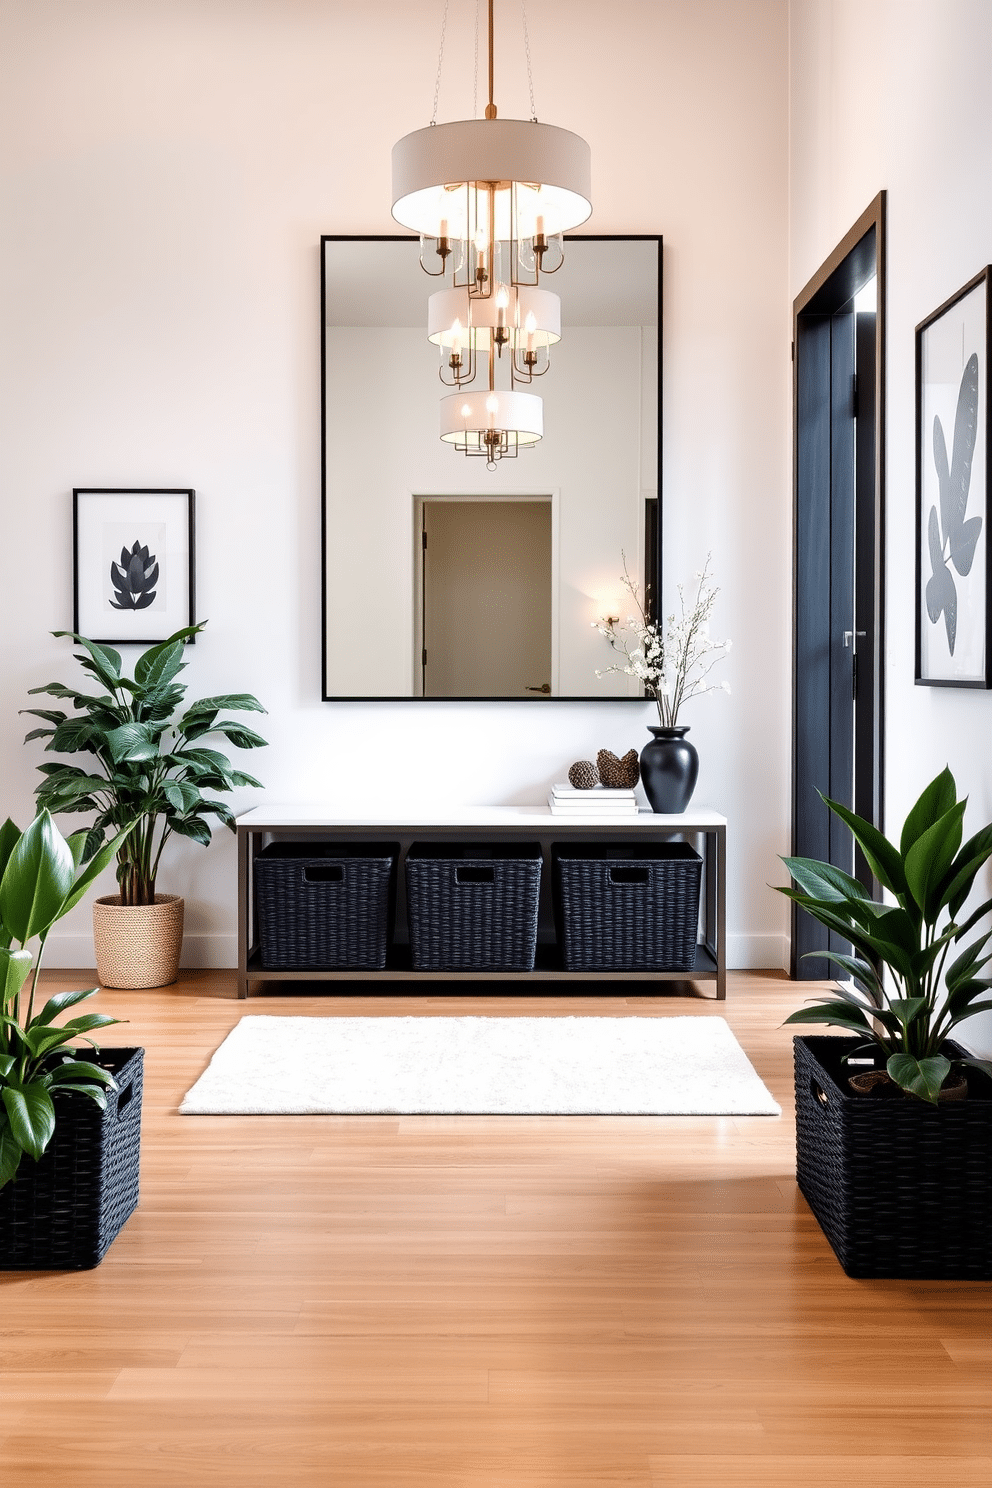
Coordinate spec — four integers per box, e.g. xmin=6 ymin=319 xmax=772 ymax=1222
xmin=179 ymin=1016 xmax=780 ymax=1116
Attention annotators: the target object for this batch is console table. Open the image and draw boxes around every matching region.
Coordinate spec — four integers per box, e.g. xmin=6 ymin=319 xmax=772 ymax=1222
xmin=236 ymin=804 xmax=727 ymax=999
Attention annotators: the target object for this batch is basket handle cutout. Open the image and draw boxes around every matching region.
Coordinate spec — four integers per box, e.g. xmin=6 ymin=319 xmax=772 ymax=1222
xmin=116 ymin=1081 xmax=135 ymax=1116
xmin=609 ymin=866 xmax=649 ymax=886
xmin=456 ymin=866 xmax=495 ymax=885
xmin=811 ymin=1079 xmax=829 ymax=1109
xmin=304 ymin=865 xmax=344 ymax=884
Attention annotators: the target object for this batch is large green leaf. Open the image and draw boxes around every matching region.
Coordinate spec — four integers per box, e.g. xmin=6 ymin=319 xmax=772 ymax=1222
xmin=0 ymin=819 xmax=20 ymax=886
xmin=59 ymin=825 xmax=135 ymax=917
xmin=105 ymin=722 xmax=160 ymax=764
xmin=46 ymin=1059 xmax=116 ymax=1088
xmin=0 ymin=1115 xmax=23 ymax=1188
xmin=781 ymin=856 xmax=873 ymax=904
xmin=49 ymin=718 xmax=101 ymax=754
xmin=903 ymin=801 xmax=965 ymax=919
xmin=942 ymin=827 xmax=992 ymax=919
xmin=168 ymin=815 xmax=213 ymax=846
xmin=820 ymin=794 xmax=907 ymax=896
xmin=945 ymin=932 xmax=991 ymax=991
xmin=952 ymin=895 xmax=992 ymax=942
xmin=199 ymin=722 xmax=268 ymax=751
xmin=886 ymin=1052 xmax=951 ymax=1104
xmin=0 ymin=948 xmax=33 ymax=1009
xmin=162 ymin=782 xmax=202 ymax=814
xmin=887 ymin=997 xmax=927 ymax=1034
xmin=177 ymin=711 xmax=217 ymax=741
xmin=182 ymin=692 xmax=267 ymax=716
xmin=0 ymin=812 xmax=75 ymax=945
xmin=778 ymin=888 xmax=911 ymax=974
xmin=815 ymin=951 xmax=884 ymax=1003
xmin=899 ymin=767 xmax=957 ymax=857
xmin=133 ymin=636 xmax=188 ymax=691
xmin=228 ymin=770 xmax=264 ymax=790
xmin=54 ymin=1012 xmax=122 ymax=1038
xmin=29 ymin=987 xmax=100 ymax=1027
xmin=783 ymin=1000 xmax=875 ymax=1034
xmin=941 ymin=977 xmax=992 ymax=1020
xmin=198 ymin=800 xmax=236 ymax=830
xmin=1 ymin=1079 xmax=55 ymax=1159
xmin=35 ymin=773 xmax=111 ymax=803
xmin=51 ymin=632 xmax=123 ymax=688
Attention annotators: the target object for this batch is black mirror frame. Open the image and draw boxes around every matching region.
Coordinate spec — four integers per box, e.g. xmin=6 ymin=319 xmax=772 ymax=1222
xmin=319 ymin=233 xmax=663 ymax=701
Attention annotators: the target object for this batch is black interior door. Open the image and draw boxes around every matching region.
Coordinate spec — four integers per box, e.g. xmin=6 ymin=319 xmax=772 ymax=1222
xmin=792 ymin=196 xmax=885 ymax=980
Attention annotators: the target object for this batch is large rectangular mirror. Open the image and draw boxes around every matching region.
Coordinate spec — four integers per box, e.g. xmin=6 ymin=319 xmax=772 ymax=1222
xmin=321 ymin=235 xmax=661 ymax=700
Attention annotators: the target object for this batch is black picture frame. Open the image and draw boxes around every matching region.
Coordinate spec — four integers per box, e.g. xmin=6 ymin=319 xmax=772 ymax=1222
xmin=915 ymin=269 xmax=991 ymax=687
xmin=72 ymin=488 xmax=196 ymax=645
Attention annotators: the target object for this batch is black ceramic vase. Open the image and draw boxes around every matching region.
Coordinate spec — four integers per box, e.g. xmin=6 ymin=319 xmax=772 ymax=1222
xmin=639 ymin=726 xmax=699 ymax=814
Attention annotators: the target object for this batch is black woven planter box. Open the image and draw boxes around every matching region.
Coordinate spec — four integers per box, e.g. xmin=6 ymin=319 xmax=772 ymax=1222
xmin=0 ymin=1047 xmax=143 ymax=1270
xmin=406 ymin=843 xmax=542 ymax=971
xmin=553 ymin=841 xmax=702 ymax=971
xmin=255 ymin=842 xmax=399 ymax=970
xmin=794 ymin=1035 xmax=992 ymax=1280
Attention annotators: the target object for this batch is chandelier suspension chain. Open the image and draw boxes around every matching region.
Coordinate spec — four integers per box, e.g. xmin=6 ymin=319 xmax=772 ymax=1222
xmin=485 ymin=0 xmax=496 ymax=118
xmin=521 ymin=0 xmax=537 ymax=121
xmin=430 ymin=0 xmax=450 ymax=125
xmin=432 ymin=0 xmax=537 ymax=126
xmin=473 ymin=0 xmax=480 ymax=118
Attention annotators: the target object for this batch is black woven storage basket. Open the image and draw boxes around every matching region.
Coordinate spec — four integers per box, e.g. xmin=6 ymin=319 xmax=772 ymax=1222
xmin=405 ymin=842 xmax=542 ymax=971
xmin=553 ymin=841 xmax=702 ymax=971
xmin=0 ymin=1047 xmax=143 ymax=1270
xmin=794 ymin=1035 xmax=992 ymax=1280
xmin=255 ymin=842 xmax=399 ymax=970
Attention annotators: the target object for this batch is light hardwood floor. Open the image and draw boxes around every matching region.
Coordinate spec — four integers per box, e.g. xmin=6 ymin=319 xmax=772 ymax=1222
xmin=2 ymin=970 xmax=989 ymax=1487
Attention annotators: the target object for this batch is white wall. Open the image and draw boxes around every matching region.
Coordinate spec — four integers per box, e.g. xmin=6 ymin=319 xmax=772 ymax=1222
xmin=325 ymin=324 xmax=649 ymax=698
xmin=0 ymin=0 xmax=791 ymax=971
xmin=789 ymin=0 xmax=992 ymax=1054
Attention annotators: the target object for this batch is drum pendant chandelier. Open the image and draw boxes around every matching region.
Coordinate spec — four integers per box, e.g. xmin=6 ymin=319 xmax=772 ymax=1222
xmin=391 ymin=0 xmax=592 ymax=468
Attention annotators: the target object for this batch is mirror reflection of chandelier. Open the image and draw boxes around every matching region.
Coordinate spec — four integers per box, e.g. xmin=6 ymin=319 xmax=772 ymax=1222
xmin=428 ymin=283 xmax=560 ymax=387
xmin=391 ymin=0 xmax=592 ymax=468
xmin=439 ymin=387 xmax=543 ymax=468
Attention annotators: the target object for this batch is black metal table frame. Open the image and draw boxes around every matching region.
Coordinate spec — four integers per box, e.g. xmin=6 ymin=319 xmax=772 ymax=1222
xmin=236 ymin=815 xmax=726 ymax=999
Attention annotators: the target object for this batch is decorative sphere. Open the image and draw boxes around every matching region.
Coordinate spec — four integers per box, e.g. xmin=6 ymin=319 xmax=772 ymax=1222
xmin=567 ymin=760 xmax=600 ymax=790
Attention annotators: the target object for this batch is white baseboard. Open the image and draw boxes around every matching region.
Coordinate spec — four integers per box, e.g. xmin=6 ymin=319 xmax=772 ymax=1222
xmin=41 ymin=933 xmax=239 ymax=970
xmin=726 ymin=933 xmax=789 ymax=971
xmin=44 ymin=931 xmax=788 ymax=974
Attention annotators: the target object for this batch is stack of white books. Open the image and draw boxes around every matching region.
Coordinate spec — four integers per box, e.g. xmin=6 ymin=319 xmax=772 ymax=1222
xmin=548 ymin=783 xmax=640 ymax=815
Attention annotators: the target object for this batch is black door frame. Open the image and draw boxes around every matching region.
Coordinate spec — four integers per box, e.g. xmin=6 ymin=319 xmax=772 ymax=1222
xmin=791 ymin=192 xmax=886 ymax=978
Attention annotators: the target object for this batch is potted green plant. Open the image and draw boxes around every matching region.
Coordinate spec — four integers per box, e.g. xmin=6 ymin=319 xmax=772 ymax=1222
xmin=23 ymin=624 xmax=267 ymax=988
xmin=0 ymin=809 xmax=143 ymax=1267
xmin=777 ymin=767 xmax=992 ymax=1278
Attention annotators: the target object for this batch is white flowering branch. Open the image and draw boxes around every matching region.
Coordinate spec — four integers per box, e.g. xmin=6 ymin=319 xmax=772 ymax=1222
xmin=593 ymin=553 xmax=731 ymax=727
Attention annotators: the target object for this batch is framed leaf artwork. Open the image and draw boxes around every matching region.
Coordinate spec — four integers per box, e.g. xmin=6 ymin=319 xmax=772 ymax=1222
xmin=915 ymin=269 xmax=991 ymax=687
xmin=73 ymin=488 xmax=196 ymax=645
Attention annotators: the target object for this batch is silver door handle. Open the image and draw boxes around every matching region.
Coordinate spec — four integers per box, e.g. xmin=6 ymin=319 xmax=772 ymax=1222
xmin=842 ymin=630 xmax=867 ymax=648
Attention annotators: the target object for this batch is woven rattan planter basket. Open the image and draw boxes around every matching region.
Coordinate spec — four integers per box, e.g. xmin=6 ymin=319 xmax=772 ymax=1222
xmin=0 ymin=1048 xmax=143 ymax=1270
xmin=794 ymin=1035 xmax=992 ymax=1280
xmin=255 ymin=843 xmax=399 ymax=970
xmin=405 ymin=843 xmax=542 ymax=972
xmin=93 ymin=895 xmax=184 ymax=988
xmin=553 ymin=841 xmax=702 ymax=971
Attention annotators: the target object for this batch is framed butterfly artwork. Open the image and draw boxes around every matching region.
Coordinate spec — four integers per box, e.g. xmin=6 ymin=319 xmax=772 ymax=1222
xmin=73 ymin=488 xmax=196 ymax=646
xmin=915 ymin=269 xmax=991 ymax=687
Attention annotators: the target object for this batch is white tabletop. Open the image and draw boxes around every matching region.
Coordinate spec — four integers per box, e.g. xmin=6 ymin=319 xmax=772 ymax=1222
xmin=236 ymin=802 xmax=727 ymax=831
